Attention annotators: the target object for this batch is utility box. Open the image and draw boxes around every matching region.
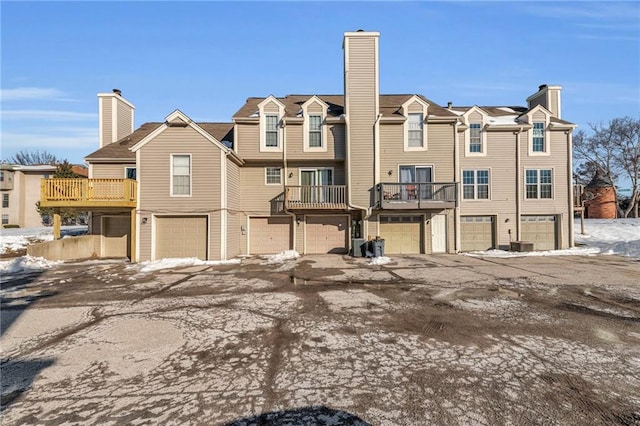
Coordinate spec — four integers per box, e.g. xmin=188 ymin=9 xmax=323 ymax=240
xmin=510 ymin=241 xmax=534 ymax=252
xmin=351 ymin=238 xmax=367 ymax=257
xmin=371 ymin=239 xmax=385 ymax=257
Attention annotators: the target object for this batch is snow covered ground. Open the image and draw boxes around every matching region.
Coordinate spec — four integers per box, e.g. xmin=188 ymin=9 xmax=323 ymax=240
xmin=0 ymin=219 xmax=639 ymax=274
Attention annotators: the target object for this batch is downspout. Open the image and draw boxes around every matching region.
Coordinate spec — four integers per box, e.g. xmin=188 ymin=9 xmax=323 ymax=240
xmin=515 ymin=126 xmax=524 ymax=241
xmin=453 ymin=120 xmax=461 ymax=252
xmin=281 ymin=119 xmax=297 ymax=252
xmin=566 ymin=129 xmax=574 ymax=247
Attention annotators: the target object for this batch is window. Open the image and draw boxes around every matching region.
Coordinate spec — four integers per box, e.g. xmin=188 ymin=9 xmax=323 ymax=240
xmin=0 ymin=171 xmax=4 ymax=182
xmin=2 ymin=214 xmax=8 ymax=225
xmin=308 ymin=115 xmax=322 ymax=148
xmin=172 ymin=155 xmax=191 ymax=196
xmin=407 ymin=113 xmax=424 ymax=148
xmin=469 ymin=123 xmax=483 ymax=153
xmin=532 ymin=122 xmax=545 ymax=152
xmin=265 ymin=167 xmax=282 ymax=185
xmin=125 ymin=167 xmax=137 ymax=180
xmin=462 ymin=170 xmax=490 ymax=200
xmin=526 ymin=169 xmax=553 ymax=199
xmin=2 ymin=194 xmax=8 ymax=208
xmin=265 ymin=114 xmax=279 ymax=148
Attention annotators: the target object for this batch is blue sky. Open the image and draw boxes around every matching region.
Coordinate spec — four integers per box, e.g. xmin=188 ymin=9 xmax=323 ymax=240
xmin=1 ymin=1 xmax=639 ymax=168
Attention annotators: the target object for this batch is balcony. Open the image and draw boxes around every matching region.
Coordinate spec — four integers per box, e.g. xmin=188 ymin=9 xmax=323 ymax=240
xmin=285 ymin=185 xmax=347 ymax=210
xmin=378 ymin=182 xmax=457 ymax=209
xmin=40 ymin=178 xmax=137 ymax=208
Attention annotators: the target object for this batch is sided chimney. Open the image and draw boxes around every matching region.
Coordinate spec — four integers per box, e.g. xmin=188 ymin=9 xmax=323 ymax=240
xmin=97 ymin=89 xmax=135 ymax=148
xmin=526 ymin=84 xmax=562 ymax=118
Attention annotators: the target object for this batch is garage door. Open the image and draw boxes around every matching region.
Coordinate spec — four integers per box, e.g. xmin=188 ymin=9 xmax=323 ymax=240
xmin=379 ymin=215 xmax=422 ymax=254
xmin=521 ymin=215 xmax=557 ymax=250
xmin=103 ymin=216 xmax=130 ymax=258
xmin=460 ymin=216 xmax=494 ymax=252
xmin=250 ymin=217 xmax=291 ymax=254
xmin=305 ymin=216 xmax=349 ymax=254
xmin=156 ymin=216 xmax=207 ymax=260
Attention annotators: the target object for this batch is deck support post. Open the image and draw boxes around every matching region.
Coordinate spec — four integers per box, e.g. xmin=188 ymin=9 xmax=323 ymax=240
xmin=53 ymin=211 xmax=61 ymax=240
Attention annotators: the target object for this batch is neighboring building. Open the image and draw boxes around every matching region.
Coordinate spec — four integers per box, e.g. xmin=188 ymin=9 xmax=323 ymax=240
xmin=1 ymin=164 xmax=57 ymax=228
xmin=39 ymin=30 xmax=576 ymax=261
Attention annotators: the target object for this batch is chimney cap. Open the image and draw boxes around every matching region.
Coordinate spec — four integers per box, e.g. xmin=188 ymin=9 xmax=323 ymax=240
xmin=113 ymin=88 xmax=122 ymax=96
xmin=447 ymin=101 xmax=453 ymax=109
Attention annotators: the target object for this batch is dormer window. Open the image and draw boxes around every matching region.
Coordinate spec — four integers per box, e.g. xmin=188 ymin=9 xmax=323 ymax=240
xmin=258 ymin=96 xmax=285 ymax=152
xmin=532 ymin=122 xmax=545 ymax=152
xmin=469 ymin=123 xmax=483 ymax=153
xmin=309 ymin=115 xmax=322 ymax=148
xmin=265 ymin=114 xmax=279 ymax=148
xmin=408 ymin=113 xmax=424 ymax=148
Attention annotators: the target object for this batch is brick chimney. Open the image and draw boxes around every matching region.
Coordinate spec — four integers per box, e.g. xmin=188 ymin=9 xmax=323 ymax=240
xmin=97 ymin=89 xmax=135 ymax=148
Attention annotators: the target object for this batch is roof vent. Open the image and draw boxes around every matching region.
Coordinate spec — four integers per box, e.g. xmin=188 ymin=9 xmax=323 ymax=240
xmin=113 ymin=88 xmax=122 ymax=96
xmin=447 ymin=101 xmax=453 ymax=109
xmin=538 ymin=84 xmax=547 ymax=91
xmin=356 ymin=29 xmax=365 ymax=32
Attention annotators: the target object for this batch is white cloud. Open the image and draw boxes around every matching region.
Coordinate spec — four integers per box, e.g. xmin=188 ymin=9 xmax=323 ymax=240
xmin=1 ymin=109 xmax=97 ymax=121
xmin=0 ymin=87 xmax=68 ymax=101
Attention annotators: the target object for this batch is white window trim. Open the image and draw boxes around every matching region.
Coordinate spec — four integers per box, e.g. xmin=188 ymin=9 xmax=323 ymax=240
xmin=2 ymin=193 xmax=9 ymax=208
xmin=461 ymin=169 xmax=491 ymax=201
xmin=302 ymin=97 xmax=329 ymax=153
xmin=258 ymin=97 xmax=285 ymax=153
xmin=465 ymin=122 xmax=487 ymax=157
xmin=124 ymin=166 xmax=136 ymax=180
xmin=397 ymin=164 xmax=435 ymax=182
xmin=528 ymin=121 xmax=551 ymax=156
xmin=524 ymin=168 xmax=554 ymax=200
xmin=401 ymin=97 xmax=429 ymax=152
xmin=265 ymin=167 xmax=282 ymax=185
xmin=170 ymin=153 xmax=192 ymax=197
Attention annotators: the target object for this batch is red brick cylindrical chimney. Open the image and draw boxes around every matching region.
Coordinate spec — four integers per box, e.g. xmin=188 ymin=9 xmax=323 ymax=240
xmin=584 ymin=169 xmax=617 ymax=219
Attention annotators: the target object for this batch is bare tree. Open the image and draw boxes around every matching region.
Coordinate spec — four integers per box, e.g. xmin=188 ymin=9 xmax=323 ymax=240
xmin=573 ymin=116 xmax=640 ymax=217
xmin=6 ymin=149 xmax=60 ymax=165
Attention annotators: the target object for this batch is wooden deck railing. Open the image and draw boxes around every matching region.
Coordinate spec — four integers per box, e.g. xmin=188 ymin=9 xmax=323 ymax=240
xmin=40 ymin=178 xmax=137 ymax=208
xmin=378 ymin=182 xmax=457 ymax=209
xmin=285 ymin=185 xmax=347 ymax=209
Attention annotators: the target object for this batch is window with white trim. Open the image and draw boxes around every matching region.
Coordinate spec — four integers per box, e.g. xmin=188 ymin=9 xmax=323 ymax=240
xmin=308 ymin=115 xmax=322 ymax=148
xmin=469 ymin=123 xmax=483 ymax=153
xmin=2 ymin=194 xmax=8 ymax=208
xmin=265 ymin=167 xmax=282 ymax=185
xmin=125 ymin=167 xmax=136 ymax=180
xmin=526 ymin=169 xmax=552 ymax=199
xmin=2 ymin=214 xmax=8 ymax=225
xmin=532 ymin=122 xmax=545 ymax=152
xmin=265 ymin=114 xmax=279 ymax=148
xmin=462 ymin=169 xmax=489 ymax=200
xmin=172 ymin=155 xmax=191 ymax=196
xmin=407 ymin=113 xmax=424 ymax=148
xmin=0 ymin=171 xmax=4 ymax=182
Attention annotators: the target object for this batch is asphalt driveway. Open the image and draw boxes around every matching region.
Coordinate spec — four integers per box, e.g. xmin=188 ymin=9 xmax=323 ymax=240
xmin=1 ymin=253 xmax=639 ymax=425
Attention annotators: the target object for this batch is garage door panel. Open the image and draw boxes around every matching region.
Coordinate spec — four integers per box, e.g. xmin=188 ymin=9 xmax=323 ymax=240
xmin=461 ymin=216 xmax=494 ymax=252
xmin=379 ymin=216 xmax=422 ymax=254
xmin=306 ymin=216 xmax=349 ymax=254
xmin=156 ymin=216 xmax=207 ymax=260
xmin=250 ymin=217 xmax=291 ymax=255
xmin=521 ymin=215 xmax=556 ymax=251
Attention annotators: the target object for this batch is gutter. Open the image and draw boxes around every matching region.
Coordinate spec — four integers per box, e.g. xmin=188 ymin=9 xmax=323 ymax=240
xmin=514 ymin=126 xmax=524 ymax=241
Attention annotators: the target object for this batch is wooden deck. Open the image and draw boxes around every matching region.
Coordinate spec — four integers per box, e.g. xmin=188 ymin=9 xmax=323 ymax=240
xmin=285 ymin=185 xmax=348 ymax=210
xmin=40 ymin=178 xmax=137 ymax=208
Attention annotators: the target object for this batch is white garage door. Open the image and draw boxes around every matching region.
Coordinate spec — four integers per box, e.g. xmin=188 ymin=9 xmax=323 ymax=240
xmin=250 ymin=217 xmax=292 ymax=254
xmin=379 ymin=215 xmax=422 ymax=254
xmin=460 ymin=216 xmax=494 ymax=252
xmin=305 ymin=215 xmax=349 ymax=254
xmin=156 ymin=216 xmax=207 ymax=260
xmin=521 ymin=215 xmax=557 ymax=251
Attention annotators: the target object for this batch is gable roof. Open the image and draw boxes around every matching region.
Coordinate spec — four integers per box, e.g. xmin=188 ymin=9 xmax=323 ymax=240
xmin=84 ymin=121 xmax=234 ymax=161
xmin=232 ymin=94 xmax=458 ymax=119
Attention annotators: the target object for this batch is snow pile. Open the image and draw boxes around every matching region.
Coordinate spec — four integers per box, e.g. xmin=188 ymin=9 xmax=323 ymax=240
xmin=369 ymin=256 xmax=392 ymax=265
xmin=0 ymin=255 xmax=62 ymax=274
xmin=138 ymin=257 xmax=241 ymax=273
xmin=575 ymin=218 xmax=640 ymax=258
xmin=465 ymin=247 xmax=600 ymax=258
xmin=261 ymin=250 xmax=300 ymax=264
